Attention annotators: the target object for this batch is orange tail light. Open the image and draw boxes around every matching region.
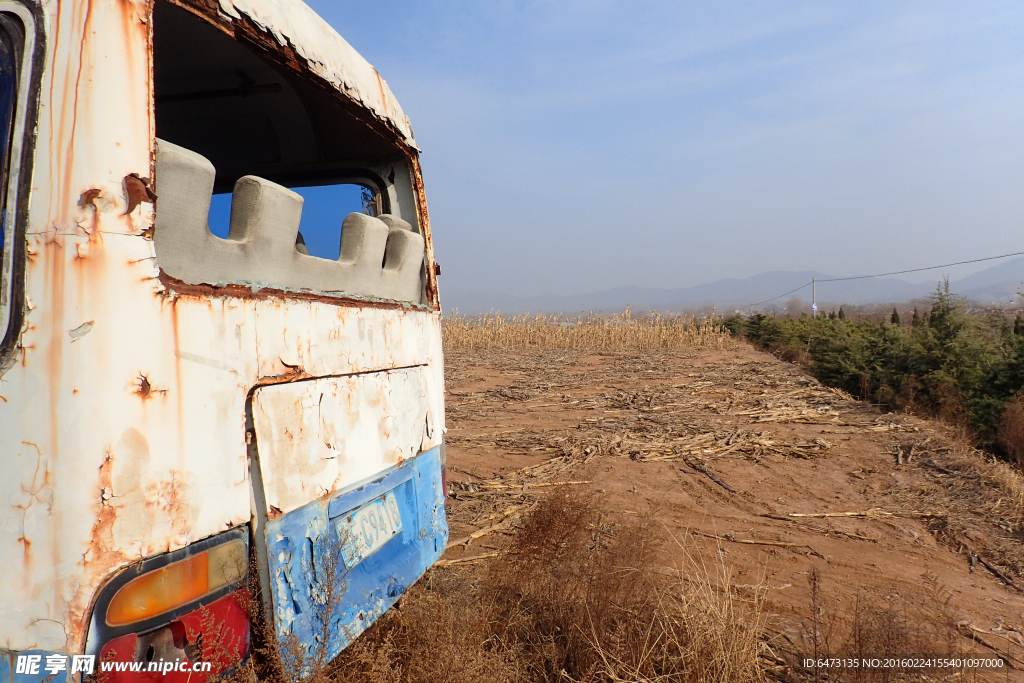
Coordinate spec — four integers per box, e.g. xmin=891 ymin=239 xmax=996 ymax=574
xmin=106 ymin=540 xmax=245 ymax=626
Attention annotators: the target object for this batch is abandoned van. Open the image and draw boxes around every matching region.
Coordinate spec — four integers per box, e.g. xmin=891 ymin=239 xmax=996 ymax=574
xmin=0 ymin=0 xmax=447 ymax=679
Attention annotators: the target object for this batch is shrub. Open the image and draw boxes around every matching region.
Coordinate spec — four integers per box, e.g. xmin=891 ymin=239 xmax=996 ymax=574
xmin=1000 ymin=395 xmax=1024 ymax=466
xmin=731 ymin=281 xmax=1024 ymax=455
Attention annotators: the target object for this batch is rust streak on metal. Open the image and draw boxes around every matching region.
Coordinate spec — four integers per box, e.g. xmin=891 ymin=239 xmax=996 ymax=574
xmin=146 ymin=0 xmax=157 ymax=182
xmin=372 ymin=67 xmax=386 ymax=110
xmin=84 ymin=452 xmax=134 ymax=590
xmin=169 ymin=296 xmax=186 ymax=444
xmin=157 ymin=271 xmax=433 ymax=311
xmin=79 ymin=188 xmax=101 ymax=211
xmin=21 ymin=440 xmax=42 ymax=455
xmin=408 ymin=154 xmax=439 ymax=310
xmin=170 ymin=0 xmax=417 ymax=153
xmin=45 ymin=239 xmax=65 ymax=468
xmin=163 ymin=0 xmax=233 ymax=34
xmin=122 ymin=173 xmax=157 ymax=216
xmin=133 ymin=373 xmax=168 ymax=399
xmin=62 ymin=1 xmax=94 ymax=230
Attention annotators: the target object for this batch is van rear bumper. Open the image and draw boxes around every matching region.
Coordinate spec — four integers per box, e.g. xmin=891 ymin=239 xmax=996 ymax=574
xmin=262 ymin=444 xmax=448 ymax=661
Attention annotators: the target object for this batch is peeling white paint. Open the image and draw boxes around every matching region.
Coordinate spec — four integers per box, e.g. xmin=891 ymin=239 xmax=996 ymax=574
xmin=0 ymin=0 xmax=442 ymax=654
xmin=252 ymin=366 xmax=444 ymax=515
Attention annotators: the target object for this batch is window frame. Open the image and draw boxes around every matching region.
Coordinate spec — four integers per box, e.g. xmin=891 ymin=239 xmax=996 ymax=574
xmin=0 ymin=1 xmax=38 ymax=372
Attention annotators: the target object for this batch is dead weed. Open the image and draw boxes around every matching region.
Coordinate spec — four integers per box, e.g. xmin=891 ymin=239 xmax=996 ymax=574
xmin=331 ymin=490 xmax=766 ymax=683
xmin=795 ymin=567 xmax=967 ymax=682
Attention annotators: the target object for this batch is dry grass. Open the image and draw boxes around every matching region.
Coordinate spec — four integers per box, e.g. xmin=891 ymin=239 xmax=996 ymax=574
xmin=443 ymin=352 xmax=855 ymax=473
xmin=794 ymin=567 xmax=965 ymax=682
xmin=999 ymin=394 xmax=1024 ymax=467
xmin=946 ymin=438 xmax=1024 ymax=511
xmin=442 ymin=311 xmax=734 ymax=352
xmin=224 ymin=336 xmax=1024 ymax=683
xmin=332 ymin=490 xmax=767 ymax=683
xmin=223 ymin=490 xmax=767 ymax=683
xmin=440 ymin=345 xmax=1024 ymax=675
xmin=224 ymin=540 xmax=350 ymax=683
xmin=445 ymin=343 xmax=1024 ymax=585
xmin=885 ymin=431 xmax=1024 ymax=579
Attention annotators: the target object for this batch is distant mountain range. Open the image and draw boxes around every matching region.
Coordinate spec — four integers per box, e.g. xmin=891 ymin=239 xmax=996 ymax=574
xmin=447 ymin=257 xmax=1024 ymax=314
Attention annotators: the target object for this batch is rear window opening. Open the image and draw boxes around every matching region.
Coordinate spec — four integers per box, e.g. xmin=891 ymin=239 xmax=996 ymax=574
xmin=207 ymin=183 xmax=379 ymax=260
xmin=152 ymin=0 xmax=426 ymax=304
xmin=153 ymin=0 xmax=406 ymax=197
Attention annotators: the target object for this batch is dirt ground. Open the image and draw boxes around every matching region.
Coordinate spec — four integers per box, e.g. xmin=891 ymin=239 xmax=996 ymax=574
xmin=438 ymin=345 xmax=1024 ymax=679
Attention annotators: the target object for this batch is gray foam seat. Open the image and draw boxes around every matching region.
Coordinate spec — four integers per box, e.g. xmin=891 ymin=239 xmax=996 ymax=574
xmin=153 ymin=139 xmax=425 ymax=303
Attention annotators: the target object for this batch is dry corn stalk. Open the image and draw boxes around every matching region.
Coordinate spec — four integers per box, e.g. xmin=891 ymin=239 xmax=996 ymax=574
xmin=442 ymin=310 xmax=734 ymax=351
xmin=788 ymin=508 xmax=947 ymax=519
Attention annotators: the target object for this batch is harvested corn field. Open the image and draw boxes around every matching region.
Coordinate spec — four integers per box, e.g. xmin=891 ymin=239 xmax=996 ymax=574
xmin=442 ymin=310 xmax=733 ymax=350
xmin=325 ymin=329 xmax=1024 ymax=682
xmin=433 ymin=341 xmax=1024 ymax=681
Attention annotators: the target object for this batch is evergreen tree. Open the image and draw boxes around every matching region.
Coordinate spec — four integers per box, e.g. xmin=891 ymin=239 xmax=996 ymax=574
xmin=728 ymin=278 xmax=1024 ymax=454
xmin=927 ymin=278 xmax=966 ymax=340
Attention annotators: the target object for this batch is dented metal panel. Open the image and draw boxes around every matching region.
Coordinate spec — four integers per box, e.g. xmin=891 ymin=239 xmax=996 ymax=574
xmin=263 ymin=447 xmax=447 ymax=663
xmin=252 ymin=368 xmax=442 ymax=516
xmin=1 ymin=224 xmax=444 ymax=650
xmin=0 ymin=0 xmax=445 ymax=660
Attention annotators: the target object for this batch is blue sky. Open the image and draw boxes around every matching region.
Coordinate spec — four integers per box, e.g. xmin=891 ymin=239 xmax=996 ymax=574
xmin=209 ymin=186 xmax=366 ymax=259
xmin=305 ymin=1 xmax=1024 ymax=304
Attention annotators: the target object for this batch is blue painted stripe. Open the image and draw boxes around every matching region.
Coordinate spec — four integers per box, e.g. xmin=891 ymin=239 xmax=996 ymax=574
xmin=265 ymin=446 xmax=448 ymax=661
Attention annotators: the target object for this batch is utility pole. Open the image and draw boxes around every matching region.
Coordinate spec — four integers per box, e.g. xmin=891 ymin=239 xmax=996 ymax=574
xmin=812 ymin=277 xmax=816 ymax=318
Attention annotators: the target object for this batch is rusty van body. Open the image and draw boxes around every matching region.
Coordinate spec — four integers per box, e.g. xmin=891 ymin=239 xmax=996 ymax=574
xmin=0 ymin=0 xmax=447 ymax=679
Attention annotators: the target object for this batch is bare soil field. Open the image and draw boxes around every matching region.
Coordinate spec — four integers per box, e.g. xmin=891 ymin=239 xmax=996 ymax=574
xmin=436 ymin=345 xmax=1024 ymax=680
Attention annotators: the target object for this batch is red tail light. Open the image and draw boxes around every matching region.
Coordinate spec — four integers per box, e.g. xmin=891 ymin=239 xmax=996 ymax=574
xmin=98 ymin=590 xmax=251 ymax=683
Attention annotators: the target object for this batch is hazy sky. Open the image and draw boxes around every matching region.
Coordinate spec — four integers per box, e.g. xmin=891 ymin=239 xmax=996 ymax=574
xmin=305 ymin=1 xmax=1024 ymax=302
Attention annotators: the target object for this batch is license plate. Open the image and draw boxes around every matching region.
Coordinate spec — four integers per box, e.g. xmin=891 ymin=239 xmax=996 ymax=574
xmin=337 ymin=491 xmax=403 ymax=568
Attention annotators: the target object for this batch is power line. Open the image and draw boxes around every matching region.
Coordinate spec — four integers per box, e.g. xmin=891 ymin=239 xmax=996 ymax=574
xmin=744 ymin=281 xmax=812 ymax=310
xmin=817 ymin=250 xmax=1024 ymax=283
xmin=744 ymin=249 xmax=1024 ymax=313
